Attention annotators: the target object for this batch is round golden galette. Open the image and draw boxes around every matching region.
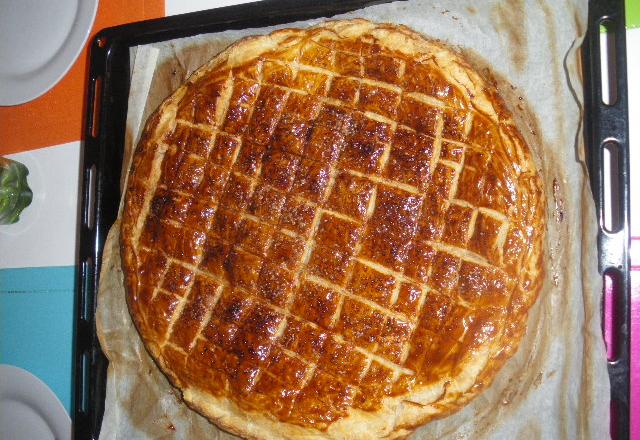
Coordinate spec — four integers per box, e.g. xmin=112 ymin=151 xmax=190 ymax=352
xmin=121 ymin=19 xmax=545 ymax=439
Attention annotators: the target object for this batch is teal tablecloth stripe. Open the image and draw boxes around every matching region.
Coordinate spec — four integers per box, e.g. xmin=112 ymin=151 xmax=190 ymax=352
xmin=0 ymin=265 xmax=76 ymax=414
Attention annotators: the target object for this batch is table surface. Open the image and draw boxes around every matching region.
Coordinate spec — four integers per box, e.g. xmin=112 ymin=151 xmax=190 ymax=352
xmin=0 ymin=1 xmax=638 ymax=439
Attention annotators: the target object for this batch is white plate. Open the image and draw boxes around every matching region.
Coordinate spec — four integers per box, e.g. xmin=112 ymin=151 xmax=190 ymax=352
xmin=0 ymin=142 xmax=81 ymax=269
xmin=0 ymin=365 xmax=71 ymax=440
xmin=0 ymin=0 xmax=98 ymax=106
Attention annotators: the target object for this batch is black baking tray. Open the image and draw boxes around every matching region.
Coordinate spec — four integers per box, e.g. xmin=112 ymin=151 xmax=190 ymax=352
xmin=582 ymin=0 xmax=631 ymax=438
xmin=75 ymin=0 xmax=632 ymax=439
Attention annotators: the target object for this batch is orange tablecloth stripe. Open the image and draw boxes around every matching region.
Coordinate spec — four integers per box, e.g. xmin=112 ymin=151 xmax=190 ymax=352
xmin=0 ymin=0 xmax=165 ymax=156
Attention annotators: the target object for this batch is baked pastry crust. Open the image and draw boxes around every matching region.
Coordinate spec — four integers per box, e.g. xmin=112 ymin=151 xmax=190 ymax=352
xmin=120 ymin=19 xmax=545 ymax=439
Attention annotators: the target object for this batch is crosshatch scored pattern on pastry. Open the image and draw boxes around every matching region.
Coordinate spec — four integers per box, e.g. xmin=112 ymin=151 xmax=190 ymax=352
xmin=120 ymin=19 xmax=546 ymax=439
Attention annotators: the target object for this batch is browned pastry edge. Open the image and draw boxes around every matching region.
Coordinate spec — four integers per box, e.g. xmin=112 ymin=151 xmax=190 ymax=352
xmin=120 ymin=19 xmax=546 ymax=439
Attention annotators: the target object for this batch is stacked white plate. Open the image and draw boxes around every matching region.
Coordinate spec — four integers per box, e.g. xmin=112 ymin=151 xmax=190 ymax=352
xmin=0 ymin=365 xmax=72 ymax=440
xmin=0 ymin=0 xmax=98 ymax=105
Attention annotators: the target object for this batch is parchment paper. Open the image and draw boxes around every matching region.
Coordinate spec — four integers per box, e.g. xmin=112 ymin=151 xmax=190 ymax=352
xmin=96 ymin=1 xmax=610 ymax=438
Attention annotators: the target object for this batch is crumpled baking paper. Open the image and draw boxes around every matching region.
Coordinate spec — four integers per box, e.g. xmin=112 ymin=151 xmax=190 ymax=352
xmin=96 ymin=1 xmax=610 ymax=438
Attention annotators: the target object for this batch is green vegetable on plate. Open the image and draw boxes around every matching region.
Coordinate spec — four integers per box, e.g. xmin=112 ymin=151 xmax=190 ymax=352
xmin=0 ymin=157 xmax=33 ymax=224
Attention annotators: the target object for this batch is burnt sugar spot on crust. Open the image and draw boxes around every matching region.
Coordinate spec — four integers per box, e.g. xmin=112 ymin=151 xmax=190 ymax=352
xmin=121 ymin=19 xmax=545 ymax=435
